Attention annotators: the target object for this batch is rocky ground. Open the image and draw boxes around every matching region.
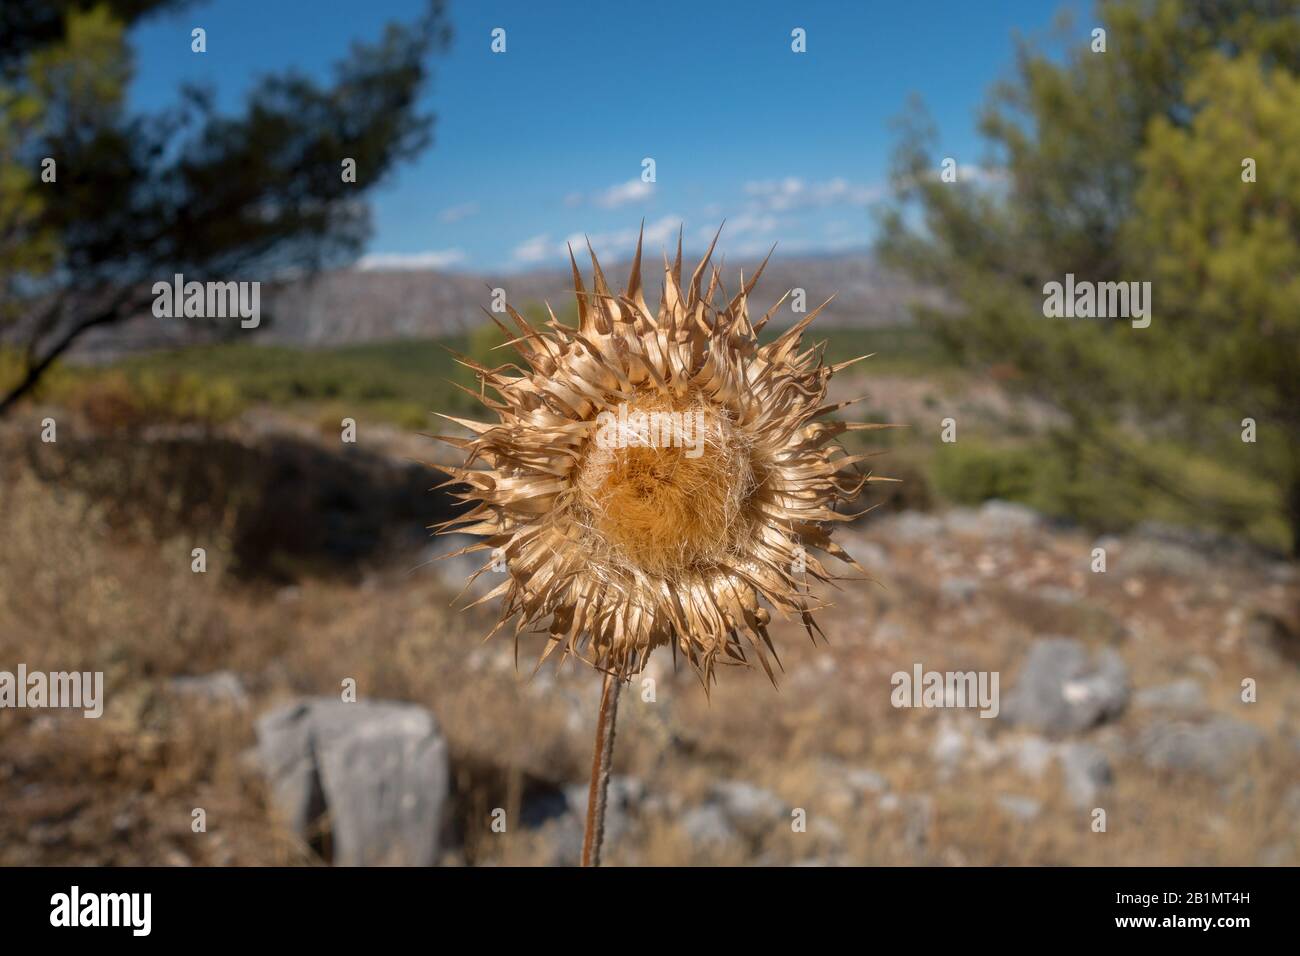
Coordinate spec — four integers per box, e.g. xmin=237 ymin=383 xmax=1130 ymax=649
xmin=2 ymin=419 xmax=1296 ymax=865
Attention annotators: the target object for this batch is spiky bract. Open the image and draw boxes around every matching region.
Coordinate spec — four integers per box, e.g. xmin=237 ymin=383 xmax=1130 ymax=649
xmin=438 ymin=228 xmax=889 ymax=688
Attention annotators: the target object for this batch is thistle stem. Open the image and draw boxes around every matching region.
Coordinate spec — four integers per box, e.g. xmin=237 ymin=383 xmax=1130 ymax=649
xmin=581 ymin=671 xmax=622 ymax=867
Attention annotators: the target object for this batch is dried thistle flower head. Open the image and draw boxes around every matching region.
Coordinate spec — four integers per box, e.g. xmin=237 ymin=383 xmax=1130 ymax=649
xmin=438 ymin=228 xmax=890 ymax=688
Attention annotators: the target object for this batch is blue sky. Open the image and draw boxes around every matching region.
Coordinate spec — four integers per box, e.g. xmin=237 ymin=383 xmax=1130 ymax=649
xmin=128 ymin=0 xmax=1085 ymax=272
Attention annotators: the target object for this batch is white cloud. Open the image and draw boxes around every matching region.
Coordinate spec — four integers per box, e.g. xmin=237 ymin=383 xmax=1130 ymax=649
xmin=595 ymin=179 xmax=654 ymax=208
xmin=743 ymin=176 xmax=882 ymax=212
xmin=566 ymin=179 xmax=655 ymax=210
xmin=513 ymin=215 xmax=684 ymax=266
xmin=562 ymin=215 xmax=682 ymax=262
xmin=743 ymin=176 xmax=805 ymax=209
xmin=438 ymin=201 xmax=479 ymax=224
xmin=698 ymin=212 xmax=778 ymax=244
xmin=511 ymin=233 xmax=555 ymax=265
xmin=356 ymin=249 xmax=466 ymax=271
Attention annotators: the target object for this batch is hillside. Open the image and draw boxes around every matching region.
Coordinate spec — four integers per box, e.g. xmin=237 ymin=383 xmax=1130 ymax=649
xmin=69 ymin=253 xmax=941 ymax=358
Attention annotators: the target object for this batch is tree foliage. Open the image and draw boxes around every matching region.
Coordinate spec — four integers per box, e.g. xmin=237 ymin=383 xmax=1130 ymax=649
xmin=878 ymin=0 xmax=1300 ymax=551
xmin=0 ymin=0 xmax=450 ymax=411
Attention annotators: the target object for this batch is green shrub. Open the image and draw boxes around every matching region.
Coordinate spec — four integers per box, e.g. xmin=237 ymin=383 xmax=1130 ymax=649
xmin=927 ymin=434 xmax=1286 ymax=551
xmin=932 ymin=441 xmax=1040 ymax=506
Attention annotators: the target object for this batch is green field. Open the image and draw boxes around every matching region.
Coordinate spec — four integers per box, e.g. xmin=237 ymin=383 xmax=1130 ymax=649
xmin=83 ymin=324 xmax=953 ymax=429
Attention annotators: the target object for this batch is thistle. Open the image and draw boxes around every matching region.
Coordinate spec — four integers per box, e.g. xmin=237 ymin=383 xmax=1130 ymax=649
xmin=437 ymin=226 xmax=890 ymax=864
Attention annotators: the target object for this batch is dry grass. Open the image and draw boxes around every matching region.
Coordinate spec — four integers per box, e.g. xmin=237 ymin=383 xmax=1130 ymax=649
xmin=1 ymin=424 xmax=1297 ymax=866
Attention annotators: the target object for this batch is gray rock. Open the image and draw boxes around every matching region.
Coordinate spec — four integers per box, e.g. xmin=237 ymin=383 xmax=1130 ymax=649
xmin=256 ymin=697 xmax=449 ymax=866
xmin=1137 ymin=716 xmax=1265 ymax=779
xmin=1130 ymin=521 xmax=1283 ymax=575
xmin=1034 ymin=585 xmax=1081 ymax=606
xmin=563 ymin=776 xmax=644 ymax=847
xmin=681 ymin=804 xmax=738 ymax=847
xmin=641 ymin=791 xmax=684 ymax=818
xmin=886 ymin=511 xmax=945 ymax=543
xmin=422 ymin=533 xmax=503 ymax=600
xmin=537 ymin=815 xmax=585 ymax=868
xmin=711 ymin=780 xmax=788 ymax=831
xmin=675 ymin=781 xmax=790 ymax=849
xmin=1059 ymin=742 xmax=1113 ymax=808
xmin=1118 ymin=522 xmax=1284 ymax=579
xmin=931 ymin=722 xmax=968 ymax=772
xmin=945 ymin=500 xmax=1042 ymax=538
xmin=1135 ymin=679 xmax=1205 ymax=712
xmin=940 ymin=576 xmax=981 ymax=604
xmin=942 ymin=509 xmax=986 ymax=537
xmin=1004 ymin=637 xmax=1130 ymax=736
xmin=996 ymin=794 xmax=1042 ymax=821
xmin=1092 ymin=534 xmax=1123 ymax=554
xmin=853 ymin=541 xmax=889 ymax=570
xmin=1120 ymin=540 xmax=1209 ymax=577
xmin=978 ymin=499 xmax=1043 ymax=534
xmin=256 ymin=704 xmax=325 ymax=838
xmin=1011 ymin=735 xmax=1056 ymax=778
xmin=168 ymin=670 xmax=248 ymax=707
xmin=844 ymin=768 xmax=890 ymax=794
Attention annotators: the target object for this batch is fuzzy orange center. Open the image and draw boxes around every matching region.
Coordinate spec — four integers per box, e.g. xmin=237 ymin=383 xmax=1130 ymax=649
xmin=575 ymin=395 xmax=753 ymax=577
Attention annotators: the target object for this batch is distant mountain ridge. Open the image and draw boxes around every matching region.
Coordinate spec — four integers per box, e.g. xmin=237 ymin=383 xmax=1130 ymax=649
xmin=74 ymin=253 xmax=938 ymax=357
